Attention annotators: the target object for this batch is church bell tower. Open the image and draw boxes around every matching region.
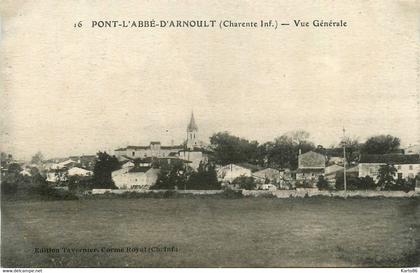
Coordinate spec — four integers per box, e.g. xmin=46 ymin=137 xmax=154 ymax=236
xmin=186 ymin=112 xmax=199 ymax=150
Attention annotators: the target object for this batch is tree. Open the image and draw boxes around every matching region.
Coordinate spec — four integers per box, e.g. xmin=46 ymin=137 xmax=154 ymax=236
xmin=210 ymin=132 xmax=259 ymax=165
xmin=232 ymin=176 xmax=256 ymax=190
xmin=392 ymin=178 xmax=415 ymax=192
xmin=262 ymin=132 xmax=315 ymax=169
xmin=359 ymin=176 xmax=377 ymax=190
xmin=187 ymin=162 xmax=221 ymax=190
xmin=339 ymin=136 xmax=361 ymax=164
xmin=377 ymin=164 xmax=397 ymax=190
xmin=285 ymin=130 xmax=310 ymax=146
xmin=151 ymin=160 xmax=192 ymax=190
xmin=31 ymin=151 xmax=44 ymax=165
xmin=362 ymin=135 xmax=400 ymax=154
xmin=7 ymin=163 xmax=22 ymax=175
xmin=92 ymin=152 xmax=119 ymax=189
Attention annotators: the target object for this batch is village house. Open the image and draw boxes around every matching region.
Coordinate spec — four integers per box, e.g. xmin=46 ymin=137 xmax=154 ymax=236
xmin=296 ymin=151 xmax=326 ymax=182
xmin=112 ymin=165 xmax=160 ymax=190
xmin=67 ymin=167 xmax=93 ymax=177
xmin=358 ymin=154 xmax=420 ymax=181
xmin=46 ymin=165 xmax=93 ymax=183
xmin=324 ymin=164 xmax=344 ymax=181
xmin=252 ymin=168 xmax=290 ymax=189
xmin=404 ymin=144 xmax=420 ymax=155
xmin=252 ymin=168 xmax=282 ymax=183
xmin=217 ymin=164 xmax=253 ymax=183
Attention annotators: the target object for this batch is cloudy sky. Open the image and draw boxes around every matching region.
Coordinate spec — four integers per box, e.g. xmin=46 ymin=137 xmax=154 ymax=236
xmin=1 ymin=0 xmax=419 ymax=160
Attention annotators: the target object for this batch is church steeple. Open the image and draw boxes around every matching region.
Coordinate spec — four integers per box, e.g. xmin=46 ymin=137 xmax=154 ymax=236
xmin=187 ymin=112 xmax=198 ymax=132
xmin=186 ymin=112 xmax=199 ymax=150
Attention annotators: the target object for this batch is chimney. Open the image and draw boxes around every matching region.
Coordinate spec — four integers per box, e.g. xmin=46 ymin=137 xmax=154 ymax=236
xmin=299 ymin=149 xmax=302 ymax=155
xmin=171 ymin=139 xmax=174 ymax=146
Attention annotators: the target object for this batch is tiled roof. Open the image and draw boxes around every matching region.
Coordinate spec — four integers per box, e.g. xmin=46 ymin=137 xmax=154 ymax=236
xmin=161 ymin=145 xmax=183 ymax=149
xmin=127 ymin=145 xmax=149 ymax=150
xmin=128 ymin=166 xmax=153 ymax=173
xmin=298 ymin=151 xmax=326 ymax=168
xmin=297 ymin=168 xmax=325 ymax=173
xmin=359 ymin=154 xmax=420 ymax=164
xmin=236 ymin=163 xmax=264 ymax=172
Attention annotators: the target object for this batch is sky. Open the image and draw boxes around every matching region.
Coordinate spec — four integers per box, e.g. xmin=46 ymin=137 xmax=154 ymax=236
xmin=1 ymin=0 xmax=419 ymax=160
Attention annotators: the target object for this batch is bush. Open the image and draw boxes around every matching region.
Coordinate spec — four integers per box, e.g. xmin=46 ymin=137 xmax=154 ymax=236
xmin=232 ymin=176 xmax=257 ymax=190
xmin=1 ymin=182 xmax=18 ymax=194
xmin=316 ymin=175 xmax=329 ymax=190
xmin=335 ymin=174 xmax=364 ymax=190
xmin=187 ymin=163 xmax=221 ymax=190
xmin=383 ymin=178 xmax=415 ymax=192
xmin=359 ymin=176 xmax=377 ymax=190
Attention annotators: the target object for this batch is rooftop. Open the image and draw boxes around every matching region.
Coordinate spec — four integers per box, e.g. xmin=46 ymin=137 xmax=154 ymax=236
xmin=359 ymin=154 xmax=420 ymax=164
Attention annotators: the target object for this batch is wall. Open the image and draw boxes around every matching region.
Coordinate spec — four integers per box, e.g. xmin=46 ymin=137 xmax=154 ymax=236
xmin=92 ymin=189 xmax=223 ymax=195
xmin=91 ymin=188 xmax=419 ymax=198
xmin=242 ymin=189 xmax=418 ymax=198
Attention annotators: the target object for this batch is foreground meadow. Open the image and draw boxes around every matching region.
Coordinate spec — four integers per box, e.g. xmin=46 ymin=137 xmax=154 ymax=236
xmin=1 ymin=196 xmax=419 ymax=267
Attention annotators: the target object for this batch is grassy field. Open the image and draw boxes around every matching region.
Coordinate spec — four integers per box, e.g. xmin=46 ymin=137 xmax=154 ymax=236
xmin=1 ymin=196 xmax=419 ymax=267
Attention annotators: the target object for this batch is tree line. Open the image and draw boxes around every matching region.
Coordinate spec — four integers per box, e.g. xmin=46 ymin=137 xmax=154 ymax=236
xmin=209 ymin=131 xmax=402 ymax=168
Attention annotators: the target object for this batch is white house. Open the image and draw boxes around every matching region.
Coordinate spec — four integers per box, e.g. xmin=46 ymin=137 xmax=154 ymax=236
xmin=217 ymin=164 xmax=252 ymax=183
xmin=50 ymin=159 xmax=76 ymax=170
xmin=121 ymin=161 xmax=135 ymax=169
xmin=404 ymin=144 xmax=420 ymax=155
xmin=358 ymin=154 xmax=420 ymax=181
xmin=112 ymin=166 xmax=159 ymax=189
xmin=252 ymin=168 xmax=282 ymax=183
xmin=68 ymin=167 xmax=93 ymax=177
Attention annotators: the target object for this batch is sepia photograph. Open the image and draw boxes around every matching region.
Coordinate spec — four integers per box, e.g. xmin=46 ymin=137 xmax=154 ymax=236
xmin=0 ymin=0 xmax=419 ymax=270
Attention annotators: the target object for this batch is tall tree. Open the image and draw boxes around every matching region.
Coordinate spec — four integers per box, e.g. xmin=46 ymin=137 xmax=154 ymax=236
xmin=339 ymin=136 xmax=361 ymax=164
xmin=92 ymin=152 xmax=120 ymax=189
xmin=362 ymin=135 xmax=400 ymax=154
xmin=210 ymin=132 xmax=259 ymax=165
xmin=263 ymin=132 xmax=315 ymax=169
xmin=377 ymin=164 xmax=397 ymax=190
xmin=31 ymin=151 xmax=44 ymax=165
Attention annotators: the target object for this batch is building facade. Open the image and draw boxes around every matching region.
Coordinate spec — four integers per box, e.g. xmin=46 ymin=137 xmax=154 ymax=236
xmin=358 ymin=154 xmax=420 ymax=181
xmin=296 ymin=151 xmax=326 ymax=181
xmin=114 ymin=112 xmax=206 ymax=170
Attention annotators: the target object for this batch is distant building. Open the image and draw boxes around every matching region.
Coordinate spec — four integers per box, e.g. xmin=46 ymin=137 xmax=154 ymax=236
xmin=328 ymin=157 xmax=345 ymax=165
xmin=178 ymin=150 xmax=208 ymax=170
xmin=112 ymin=165 xmax=159 ymax=190
xmin=296 ymin=151 xmax=326 ymax=181
xmin=324 ymin=164 xmax=344 ymax=181
xmin=252 ymin=168 xmax=282 ymax=183
xmin=114 ymin=112 xmax=207 ymax=170
xmin=50 ymin=159 xmax=76 ymax=170
xmin=186 ymin=112 xmax=201 ymax=150
xmin=68 ymin=167 xmax=93 ymax=177
xmin=252 ymin=168 xmax=289 ymax=189
xmin=404 ymin=144 xmax=420 ymax=155
xmin=359 ymin=154 xmax=420 ymax=181
xmin=115 ymin=142 xmax=184 ymax=159
xmin=217 ymin=164 xmax=253 ymax=183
